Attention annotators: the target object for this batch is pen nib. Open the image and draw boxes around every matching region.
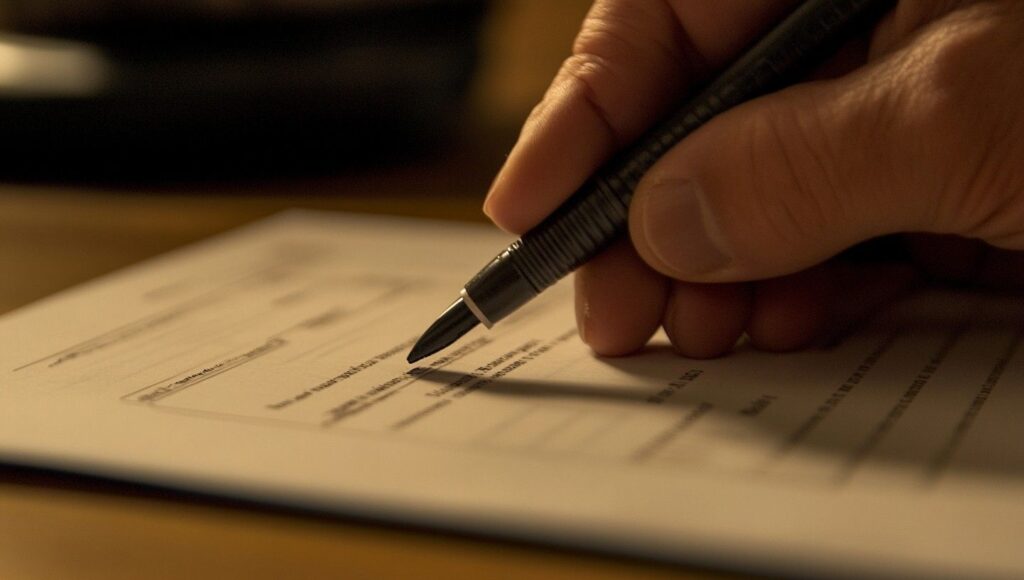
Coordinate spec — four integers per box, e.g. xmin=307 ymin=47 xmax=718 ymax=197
xmin=407 ymin=297 xmax=480 ymax=363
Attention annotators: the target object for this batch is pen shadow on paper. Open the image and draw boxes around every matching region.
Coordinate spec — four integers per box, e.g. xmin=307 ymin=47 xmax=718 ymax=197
xmin=415 ymin=296 xmax=1024 ymax=483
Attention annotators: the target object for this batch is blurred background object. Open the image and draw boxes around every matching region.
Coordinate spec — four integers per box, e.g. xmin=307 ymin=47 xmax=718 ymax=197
xmin=0 ymin=0 xmax=592 ymax=311
xmin=0 ymin=0 xmax=489 ymax=179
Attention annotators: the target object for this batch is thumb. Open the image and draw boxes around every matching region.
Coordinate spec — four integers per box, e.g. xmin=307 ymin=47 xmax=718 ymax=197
xmin=628 ymin=34 xmax=988 ymax=283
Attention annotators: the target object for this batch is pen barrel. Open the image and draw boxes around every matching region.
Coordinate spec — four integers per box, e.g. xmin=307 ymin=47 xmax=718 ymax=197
xmin=505 ymin=0 xmax=892 ymax=295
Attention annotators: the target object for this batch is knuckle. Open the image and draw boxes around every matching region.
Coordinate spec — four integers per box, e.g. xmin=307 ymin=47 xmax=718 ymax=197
xmin=555 ymin=52 xmax=628 ymax=147
xmin=559 ymin=52 xmax=613 ymax=88
xmin=560 ymin=1 xmax=685 ymax=148
xmin=572 ymin=0 xmax=664 ymax=59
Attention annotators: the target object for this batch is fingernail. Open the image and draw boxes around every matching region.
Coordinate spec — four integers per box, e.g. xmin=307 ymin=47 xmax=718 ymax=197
xmin=574 ymin=277 xmax=591 ymax=345
xmin=482 ymin=177 xmax=498 ymax=218
xmin=579 ymin=300 xmax=591 ymax=345
xmin=636 ymin=179 xmax=731 ymax=277
xmin=482 ymin=156 xmax=512 ymax=219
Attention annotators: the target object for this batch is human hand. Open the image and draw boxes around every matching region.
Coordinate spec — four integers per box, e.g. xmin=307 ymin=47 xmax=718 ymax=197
xmin=483 ymin=0 xmax=1024 ymax=358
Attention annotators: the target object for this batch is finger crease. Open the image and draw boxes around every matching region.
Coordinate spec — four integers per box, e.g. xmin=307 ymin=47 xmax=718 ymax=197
xmin=565 ymin=57 xmax=628 ymax=149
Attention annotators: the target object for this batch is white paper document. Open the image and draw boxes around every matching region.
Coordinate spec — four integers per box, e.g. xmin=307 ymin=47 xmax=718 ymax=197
xmin=2 ymin=211 xmax=1023 ymax=577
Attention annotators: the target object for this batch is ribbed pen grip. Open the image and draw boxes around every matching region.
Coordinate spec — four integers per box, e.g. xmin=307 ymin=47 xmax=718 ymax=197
xmin=511 ymin=179 xmax=628 ymax=290
xmin=503 ymin=0 xmax=891 ymax=295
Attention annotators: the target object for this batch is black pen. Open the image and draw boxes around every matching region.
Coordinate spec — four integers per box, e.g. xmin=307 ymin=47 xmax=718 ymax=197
xmin=408 ymin=0 xmax=894 ymax=364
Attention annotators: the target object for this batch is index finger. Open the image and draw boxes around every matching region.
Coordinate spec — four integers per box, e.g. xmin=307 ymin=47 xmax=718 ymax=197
xmin=483 ymin=0 xmax=800 ymax=234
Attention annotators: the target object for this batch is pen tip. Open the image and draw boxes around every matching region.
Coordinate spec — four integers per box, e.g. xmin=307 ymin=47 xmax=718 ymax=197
xmin=407 ymin=297 xmax=480 ymax=364
xmin=406 ymin=342 xmax=432 ymax=364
